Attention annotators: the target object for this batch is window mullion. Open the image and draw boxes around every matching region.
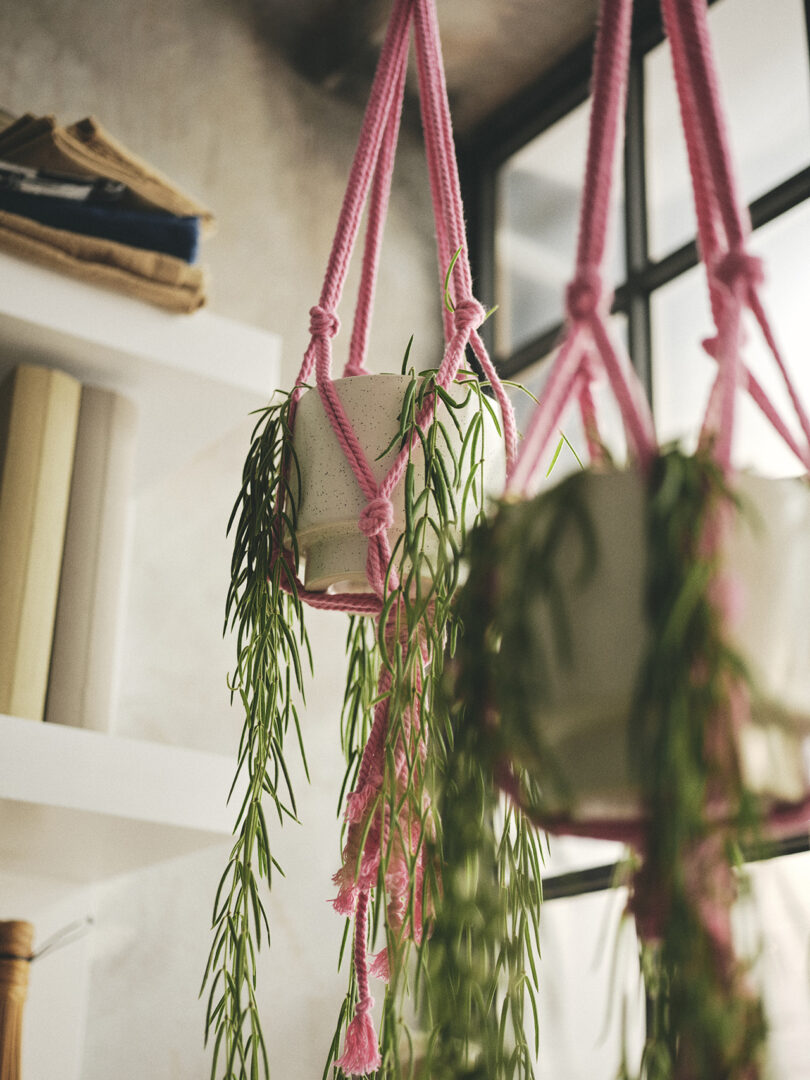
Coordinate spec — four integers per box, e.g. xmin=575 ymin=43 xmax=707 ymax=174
xmin=623 ymin=39 xmax=653 ymax=404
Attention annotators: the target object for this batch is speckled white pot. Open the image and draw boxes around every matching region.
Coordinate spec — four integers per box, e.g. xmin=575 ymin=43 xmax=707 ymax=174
xmin=513 ymin=469 xmax=810 ymax=819
xmin=291 ymin=374 xmax=505 ymax=593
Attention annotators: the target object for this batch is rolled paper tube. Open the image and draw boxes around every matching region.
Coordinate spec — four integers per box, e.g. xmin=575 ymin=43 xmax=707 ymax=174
xmin=0 ymin=921 xmax=33 ymax=1080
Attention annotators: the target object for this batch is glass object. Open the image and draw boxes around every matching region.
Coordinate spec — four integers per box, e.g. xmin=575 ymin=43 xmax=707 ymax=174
xmin=652 ymin=199 xmax=810 ymax=476
xmin=495 ymin=100 xmax=626 ymax=358
xmin=645 ymin=0 xmax=810 ymax=259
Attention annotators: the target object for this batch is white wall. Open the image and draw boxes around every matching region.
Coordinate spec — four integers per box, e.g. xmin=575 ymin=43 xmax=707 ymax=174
xmin=0 ymin=0 xmax=443 ymax=1076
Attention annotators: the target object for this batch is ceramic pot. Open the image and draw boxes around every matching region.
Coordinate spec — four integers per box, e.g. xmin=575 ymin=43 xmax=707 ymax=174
xmin=495 ymin=468 xmax=810 ymax=820
xmin=291 ymin=374 xmax=505 ymax=593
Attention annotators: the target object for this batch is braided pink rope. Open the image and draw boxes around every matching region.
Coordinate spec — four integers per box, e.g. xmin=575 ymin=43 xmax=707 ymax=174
xmin=317 ymin=0 xmax=414 ymax=320
xmin=345 ymin=42 xmax=409 ymax=377
xmin=660 ymin=0 xmax=746 ymax=471
xmin=575 ymin=0 xmax=635 ymax=273
xmin=410 ymin=0 xmax=519 ymax=471
xmin=498 ymin=758 xmax=810 ymax=852
xmin=412 ymin=2 xmax=454 ymax=344
xmin=577 ymin=360 xmax=606 ymax=462
xmin=660 ymin=0 xmax=810 ymax=474
xmin=291 ymin=0 xmax=413 ymax=403
xmin=511 ymin=0 xmax=810 ymax=492
xmin=657 ymin=1 xmax=810 ymax=999
xmin=303 ymin=0 xmax=517 ymax=607
xmin=507 ymin=0 xmax=656 ymax=497
xmin=413 ymin=0 xmax=470 ymax=291
xmin=334 ymin=890 xmax=380 ymax=1074
xmin=498 ymin=0 xmax=810 ymax=820
xmin=661 ymin=0 xmax=810 ymax=471
xmin=272 ymin=0 xmax=520 ymax=1070
xmin=666 ymin=0 xmax=748 ymax=251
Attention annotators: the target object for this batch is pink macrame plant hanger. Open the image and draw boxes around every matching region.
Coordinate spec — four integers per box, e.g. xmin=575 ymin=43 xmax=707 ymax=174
xmin=280 ymin=0 xmax=518 ymax=1072
xmin=495 ymin=0 xmax=810 ymax=857
xmin=509 ymin=0 xmax=810 ymax=498
xmin=501 ymin=0 xmax=810 ymax=681
xmin=492 ymin=0 xmax=810 ymax=1072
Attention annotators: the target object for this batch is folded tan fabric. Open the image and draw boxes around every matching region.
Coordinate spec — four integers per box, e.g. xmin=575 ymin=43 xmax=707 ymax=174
xmin=0 ymin=209 xmax=207 ymax=313
xmin=69 ymin=117 xmax=215 ymax=229
xmin=0 ymin=113 xmax=55 ymax=152
xmin=0 ymin=114 xmax=214 ymax=230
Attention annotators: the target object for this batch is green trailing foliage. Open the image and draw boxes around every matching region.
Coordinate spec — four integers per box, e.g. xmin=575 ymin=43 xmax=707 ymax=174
xmin=205 ymin=343 xmax=546 ymax=1080
xmin=629 ymin=449 xmax=766 ymax=1079
xmin=328 ymin=365 xmax=545 ymax=1080
xmin=454 ymin=446 xmax=767 ymax=1080
xmin=454 ymin=467 xmax=599 ymax=816
xmin=203 ymin=390 xmax=312 ymax=1080
xmin=416 ymin=702 xmax=544 ymax=1080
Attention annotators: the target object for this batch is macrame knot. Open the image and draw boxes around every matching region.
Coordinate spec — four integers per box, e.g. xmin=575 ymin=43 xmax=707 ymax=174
xmin=358 ymin=495 xmax=394 ymax=538
xmin=452 ymin=297 xmax=486 ymax=334
xmin=565 ymin=268 xmax=604 ymax=323
xmin=309 ymin=304 xmax=340 ymax=339
xmin=714 ymin=249 xmax=764 ymax=296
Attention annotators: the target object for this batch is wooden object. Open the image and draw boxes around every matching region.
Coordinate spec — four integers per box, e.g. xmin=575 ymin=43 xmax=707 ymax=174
xmin=0 ymin=920 xmax=33 ymax=1080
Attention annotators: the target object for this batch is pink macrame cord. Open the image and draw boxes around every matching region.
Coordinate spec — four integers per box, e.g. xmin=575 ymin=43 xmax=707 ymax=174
xmin=507 ymin=0 xmax=656 ymax=498
xmin=660 ymin=0 xmax=810 ymax=470
xmin=271 ymin=0 xmax=520 ymax=1072
xmin=345 ymin=41 xmax=409 ymax=377
xmin=498 ymin=0 xmax=810 ymax=932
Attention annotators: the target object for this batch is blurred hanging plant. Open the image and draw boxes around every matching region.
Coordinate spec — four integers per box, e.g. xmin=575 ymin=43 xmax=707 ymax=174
xmin=451 ymin=446 xmax=768 ymax=1080
xmin=629 ymin=449 xmax=766 ymax=1079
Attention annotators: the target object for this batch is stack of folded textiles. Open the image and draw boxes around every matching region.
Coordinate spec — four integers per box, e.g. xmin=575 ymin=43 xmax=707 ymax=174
xmin=0 ymin=112 xmax=214 ymax=313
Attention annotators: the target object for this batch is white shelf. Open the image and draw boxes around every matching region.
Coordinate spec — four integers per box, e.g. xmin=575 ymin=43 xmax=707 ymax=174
xmin=0 ymin=714 xmax=240 ymax=885
xmin=0 ymin=251 xmax=281 ymax=489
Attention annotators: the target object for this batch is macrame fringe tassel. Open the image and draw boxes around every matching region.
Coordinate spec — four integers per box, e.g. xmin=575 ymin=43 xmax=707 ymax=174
xmin=369 ymin=948 xmax=390 ymax=982
xmin=336 ymin=891 xmax=381 ymax=1076
xmin=335 ymin=1003 xmax=381 ymax=1076
xmin=0 ymin=922 xmax=33 ymax=1080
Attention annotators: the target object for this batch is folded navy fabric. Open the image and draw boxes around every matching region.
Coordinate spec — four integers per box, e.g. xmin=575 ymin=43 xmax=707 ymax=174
xmin=0 ymin=187 xmax=200 ymax=262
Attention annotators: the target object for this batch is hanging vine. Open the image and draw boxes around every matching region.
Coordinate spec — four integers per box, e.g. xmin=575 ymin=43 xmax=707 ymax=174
xmin=629 ymin=448 xmax=766 ymax=1079
xmin=203 ymin=390 xmax=312 ymax=1080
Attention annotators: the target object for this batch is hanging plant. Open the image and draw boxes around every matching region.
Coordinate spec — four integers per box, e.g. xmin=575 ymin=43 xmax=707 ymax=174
xmin=445 ymin=0 xmax=810 ymax=1076
xmin=202 ymin=1 xmax=546 ymax=1077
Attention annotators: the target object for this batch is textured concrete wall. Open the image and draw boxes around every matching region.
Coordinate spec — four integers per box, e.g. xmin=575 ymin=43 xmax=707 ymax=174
xmin=0 ymin=1 xmax=442 ymax=1077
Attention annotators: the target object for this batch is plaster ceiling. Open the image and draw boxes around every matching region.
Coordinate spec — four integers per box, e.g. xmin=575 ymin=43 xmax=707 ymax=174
xmin=260 ymin=0 xmax=599 ymax=133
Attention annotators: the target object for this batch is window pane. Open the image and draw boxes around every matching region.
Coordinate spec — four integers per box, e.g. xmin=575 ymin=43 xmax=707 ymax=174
xmin=645 ymin=0 xmax=810 ymax=260
xmin=534 ymin=849 xmax=810 ymax=1080
xmin=652 ymin=199 xmax=810 ymax=475
xmin=495 ymin=101 xmax=625 ymax=358
xmin=536 ymin=887 xmax=643 ymax=1080
xmin=745 ymin=851 xmax=810 ymax=1078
